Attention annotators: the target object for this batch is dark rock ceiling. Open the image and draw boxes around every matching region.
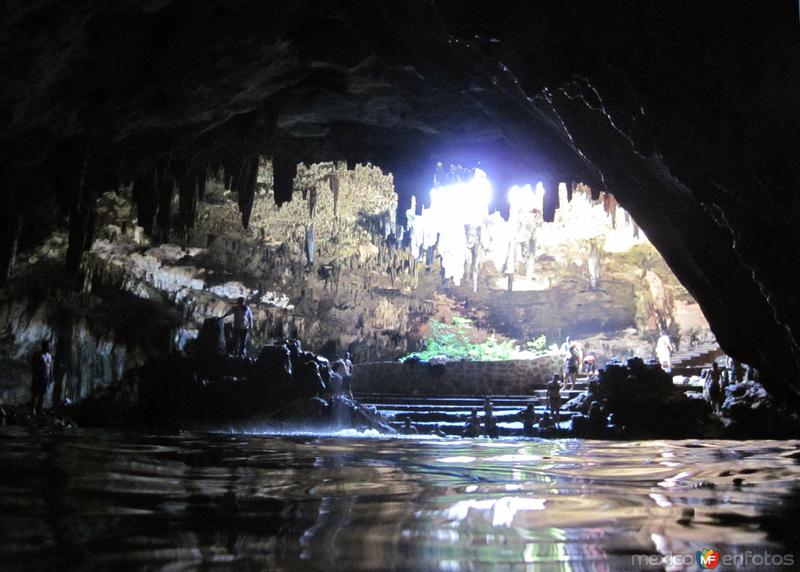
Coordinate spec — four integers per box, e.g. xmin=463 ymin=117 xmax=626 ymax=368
xmin=1 ymin=0 xmax=799 ymax=405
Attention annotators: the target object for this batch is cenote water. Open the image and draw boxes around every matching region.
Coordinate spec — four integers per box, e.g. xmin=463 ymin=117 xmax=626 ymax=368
xmin=2 ymin=429 xmax=799 ymax=571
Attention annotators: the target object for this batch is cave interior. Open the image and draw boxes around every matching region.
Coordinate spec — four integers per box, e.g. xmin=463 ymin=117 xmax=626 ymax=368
xmin=1 ymin=1 xmax=799 ymax=408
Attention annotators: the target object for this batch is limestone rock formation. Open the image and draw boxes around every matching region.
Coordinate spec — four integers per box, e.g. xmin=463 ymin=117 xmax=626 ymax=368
xmin=71 ymin=340 xmax=395 ymax=433
xmin=0 ymin=2 xmax=798 ymax=408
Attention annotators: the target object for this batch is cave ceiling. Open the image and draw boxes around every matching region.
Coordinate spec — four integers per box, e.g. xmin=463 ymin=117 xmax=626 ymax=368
xmin=1 ymin=0 xmax=799 ymax=403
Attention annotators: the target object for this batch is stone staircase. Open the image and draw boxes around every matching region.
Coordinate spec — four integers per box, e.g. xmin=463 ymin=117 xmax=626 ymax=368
xmin=356 ymin=380 xmax=588 ymax=436
xmin=669 ymin=341 xmax=724 ymax=376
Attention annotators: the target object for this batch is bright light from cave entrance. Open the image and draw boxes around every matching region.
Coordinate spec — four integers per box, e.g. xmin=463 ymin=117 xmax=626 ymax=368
xmin=507 ymin=182 xmax=545 ymax=213
xmin=428 ymin=168 xmax=492 ymax=225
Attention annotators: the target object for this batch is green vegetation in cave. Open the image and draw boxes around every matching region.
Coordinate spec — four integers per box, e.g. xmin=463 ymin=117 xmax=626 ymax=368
xmin=403 ymin=316 xmax=549 ymax=362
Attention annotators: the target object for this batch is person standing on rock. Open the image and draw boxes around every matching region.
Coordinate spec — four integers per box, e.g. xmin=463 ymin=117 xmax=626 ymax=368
xmin=30 ymin=340 xmax=53 ymax=415
xmin=222 ymin=297 xmax=254 ymax=357
xmin=655 ymin=331 xmax=675 ymax=372
xmin=343 ymin=352 xmax=354 ymax=377
xmin=332 ymin=358 xmax=354 ymax=399
xmin=546 ymin=374 xmax=562 ymax=417
xmin=563 ymin=342 xmax=580 ymax=390
xmin=704 ymin=362 xmax=724 ymax=413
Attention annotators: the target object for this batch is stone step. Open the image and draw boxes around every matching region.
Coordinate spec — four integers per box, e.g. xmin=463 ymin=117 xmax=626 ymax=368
xmin=391 ymin=420 xmax=574 ymax=436
xmin=364 ymin=392 xmax=583 ymax=436
xmin=671 ymin=344 xmax=721 ymax=367
xmin=357 ymin=395 xmax=584 ymax=412
xmin=383 ymin=408 xmax=574 ymax=425
xmin=356 ymin=390 xmax=585 ymax=403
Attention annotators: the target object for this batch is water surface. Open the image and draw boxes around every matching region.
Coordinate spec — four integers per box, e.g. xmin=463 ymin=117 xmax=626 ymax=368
xmin=1 ymin=429 xmax=798 ymax=570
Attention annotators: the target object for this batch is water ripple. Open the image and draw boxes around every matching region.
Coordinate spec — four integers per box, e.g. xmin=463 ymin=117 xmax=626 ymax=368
xmin=0 ymin=428 xmax=798 ymax=570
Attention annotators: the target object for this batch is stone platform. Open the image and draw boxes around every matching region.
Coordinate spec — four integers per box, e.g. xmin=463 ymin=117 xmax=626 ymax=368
xmin=351 ymin=355 xmax=564 ymax=396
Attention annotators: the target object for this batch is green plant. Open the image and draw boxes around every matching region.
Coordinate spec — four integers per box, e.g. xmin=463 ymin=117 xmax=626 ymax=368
xmin=402 ymin=317 xmax=546 ymax=362
xmin=526 ymin=335 xmax=548 ymax=353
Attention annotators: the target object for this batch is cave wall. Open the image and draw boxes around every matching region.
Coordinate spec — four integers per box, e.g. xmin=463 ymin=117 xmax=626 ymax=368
xmin=191 ymin=161 xmax=433 ymax=361
xmin=0 ymin=1 xmax=797 ymax=404
xmin=0 ymin=275 xmax=176 ymax=405
xmin=0 ymin=159 xmax=712 ymax=403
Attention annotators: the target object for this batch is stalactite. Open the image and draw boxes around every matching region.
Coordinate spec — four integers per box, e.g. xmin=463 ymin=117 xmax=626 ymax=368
xmin=53 ymin=308 xmax=74 ymax=405
xmin=178 ymin=174 xmax=200 ymax=240
xmin=0 ymin=188 xmax=22 ymax=285
xmin=272 ymin=155 xmax=296 ymax=205
xmin=238 ymin=155 xmax=258 ymax=229
xmin=66 ymin=154 xmax=97 ymax=276
xmin=6 ymin=212 xmax=22 ymax=283
xmin=329 ymin=173 xmax=340 ymax=217
xmin=198 ymin=170 xmax=207 ymax=201
xmin=155 ymin=161 xmax=174 ymax=243
xmin=542 ymin=179 xmax=558 ymax=223
xmin=132 ymin=169 xmax=159 ymax=237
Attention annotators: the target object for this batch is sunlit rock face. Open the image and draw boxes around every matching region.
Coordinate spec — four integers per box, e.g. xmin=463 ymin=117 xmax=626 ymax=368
xmin=0 ymin=2 xmax=797 ymax=405
xmin=1 ymin=163 xmax=426 ymax=401
xmin=0 ymin=160 xmax=711 ymax=403
xmin=412 ymin=172 xmax=708 ymax=348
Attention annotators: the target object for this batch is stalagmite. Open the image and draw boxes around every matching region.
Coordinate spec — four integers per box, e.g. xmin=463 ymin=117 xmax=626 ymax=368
xmin=223 ymin=168 xmax=234 ymax=191
xmin=308 ymin=186 xmax=317 ymax=219
xmin=53 ymin=309 xmax=74 ymax=404
xmin=304 ymin=224 xmax=314 ymax=267
xmin=197 ymin=173 xmax=207 ymax=202
xmin=329 ymin=173 xmax=340 ymax=216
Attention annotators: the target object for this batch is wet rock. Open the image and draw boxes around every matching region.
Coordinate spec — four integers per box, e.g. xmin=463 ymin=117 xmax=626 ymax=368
xmin=567 ymin=358 xmax=720 ymax=438
xmin=269 ymin=396 xmax=330 ymax=428
xmin=677 ymin=507 xmax=695 ymax=526
xmin=68 ymin=340 xmax=390 ymax=433
xmin=291 ymin=352 xmax=327 ymax=400
xmin=719 ymin=381 xmax=800 ymax=438
xmin=255 ymin=344 xmax=292 ymax=379
xmin=196 ymin=317 xmax=226 ymax=357
xmin=0 ymin=403 xmax=77 ymax=429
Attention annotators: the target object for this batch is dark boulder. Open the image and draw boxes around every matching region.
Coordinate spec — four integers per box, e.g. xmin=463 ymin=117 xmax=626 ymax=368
xmin=196 ymin=317 xmax=226 ymax=357
xmin=269 ymin=396 xmax=331 ymax=429
xmin=291 ymin=356 xmax=326 ymax=400
xmin=720 ymin=381 xmax=800 ymax=438
xmin=62 ymin=339 xmax=392 ymax=433
xmin=256 ymin=344 xmax=293 ymax=379
xmin=567 ymin=358 xmax=720 ymax=438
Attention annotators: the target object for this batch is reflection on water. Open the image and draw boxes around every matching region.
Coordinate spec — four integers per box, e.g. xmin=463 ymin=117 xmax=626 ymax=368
xmin=1 ymin=429 xmax=799 ymax=570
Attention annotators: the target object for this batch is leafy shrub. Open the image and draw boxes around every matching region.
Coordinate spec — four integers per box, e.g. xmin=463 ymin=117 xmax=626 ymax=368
xmin=403 ymin=317 xmax=549 ymax=362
